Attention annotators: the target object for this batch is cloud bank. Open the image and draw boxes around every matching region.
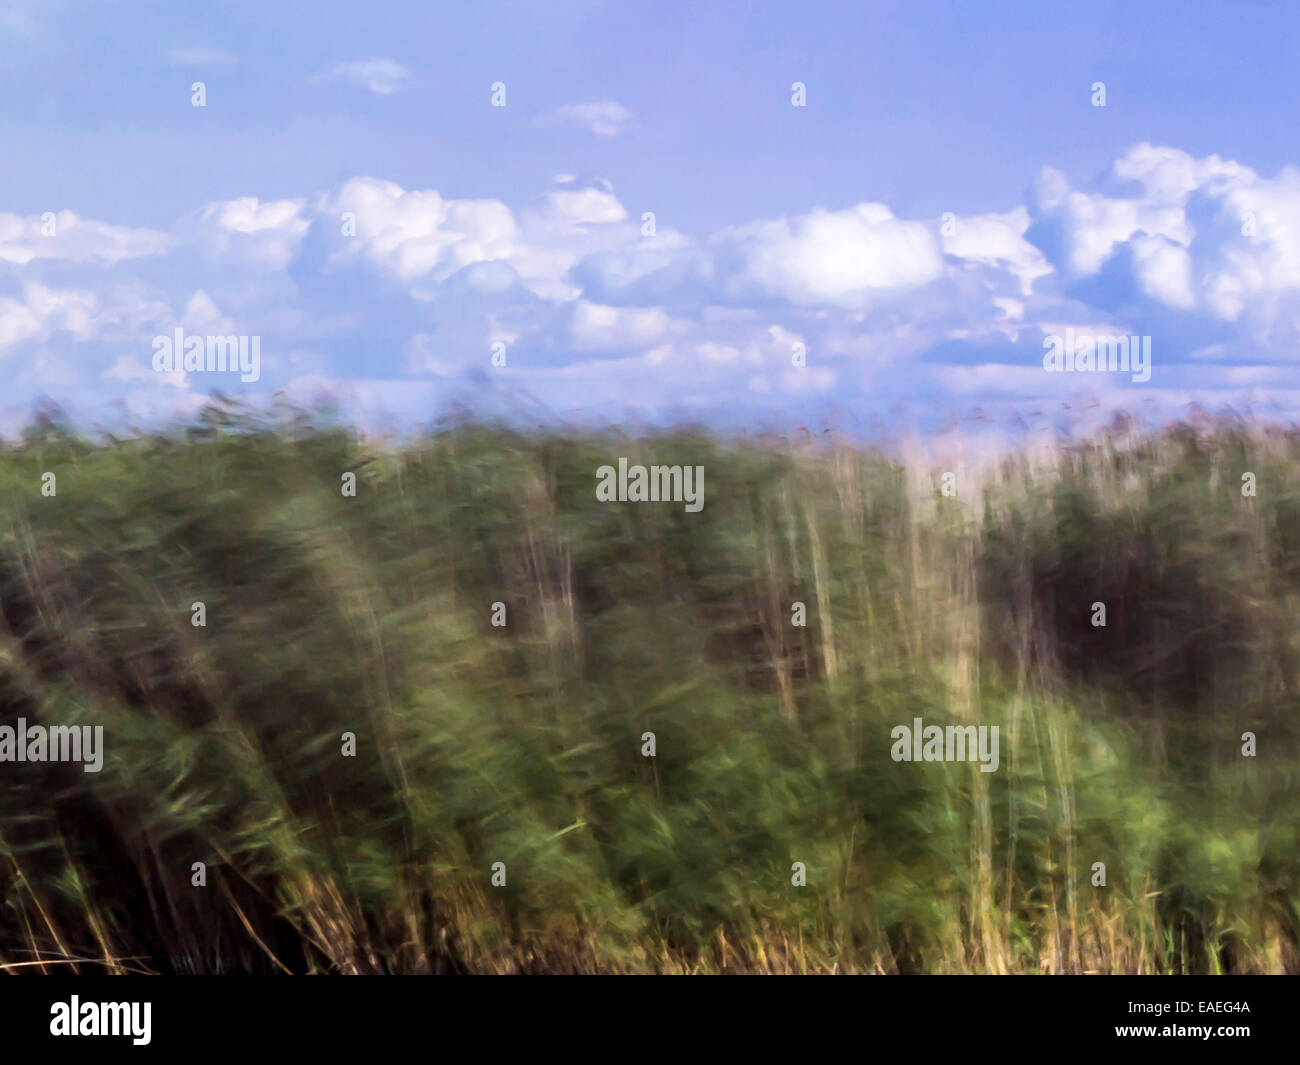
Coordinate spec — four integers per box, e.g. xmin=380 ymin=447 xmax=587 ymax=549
xmin=2 ymin=143 xmax=1298 ymax=436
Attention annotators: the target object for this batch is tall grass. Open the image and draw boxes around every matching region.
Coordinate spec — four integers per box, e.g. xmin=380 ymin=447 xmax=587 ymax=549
xmin=1 ymin=402 xmax=1297 ymax=973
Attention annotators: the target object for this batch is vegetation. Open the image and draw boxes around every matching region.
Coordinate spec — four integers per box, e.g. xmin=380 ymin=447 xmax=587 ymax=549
xmin=1 ymin=401 xmax=1297 ymax=973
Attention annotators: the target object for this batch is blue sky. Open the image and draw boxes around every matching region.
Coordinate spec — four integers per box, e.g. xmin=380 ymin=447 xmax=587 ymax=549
xmin=2 ymin=0 xmax=1299 ymax=438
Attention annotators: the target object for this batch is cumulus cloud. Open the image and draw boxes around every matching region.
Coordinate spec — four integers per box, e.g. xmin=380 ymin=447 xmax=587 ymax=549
xmin=190 ymin=197 xmax=311 ymax=269
xmin=543 ymin=186 xmax=628 ymax=227
xmin=941 ymin=207 xmax=1053 ymax=297
xmin=712 ymin=204 xmax=946 ymax=307
xmin=0 ymin=284 xmax=102 ymax=358
xmin=2 ymin=143 xmax=1300 ymax=433
xmin=319 ymin=178 xmax=518 ymax=283
xmin=1026 ymin=143 xmax=1300 ymax=331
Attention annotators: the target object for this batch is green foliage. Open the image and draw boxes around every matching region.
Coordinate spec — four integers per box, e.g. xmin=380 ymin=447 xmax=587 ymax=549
xmin=0 ymin=402 xmax=1296 ymax=972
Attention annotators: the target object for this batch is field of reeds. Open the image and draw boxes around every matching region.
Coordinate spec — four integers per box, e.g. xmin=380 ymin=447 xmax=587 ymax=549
xmin=1 ymin=401 xmax=1297 ymax=974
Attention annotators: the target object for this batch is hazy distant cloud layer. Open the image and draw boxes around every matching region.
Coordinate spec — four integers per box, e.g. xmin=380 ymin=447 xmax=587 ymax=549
xmin=165 ymin=48 xmax=239 ymax=68
xmin=544 ymin=101 xmax=634 ymax=137
xmin=317 ymin=58 xmax=412 ymax=95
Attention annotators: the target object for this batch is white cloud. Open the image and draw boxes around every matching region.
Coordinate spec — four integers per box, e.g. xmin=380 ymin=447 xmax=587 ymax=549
xmin=941 ymin=207 xmax=1053 ymax=296
xmin=179 ymin=290 xmax=236 ymax=333
xmin=546 ymin=101 xmax=633 ymax=137
xmin=1026 ymin=144 xmax=1300 ymax=328
xmin=3 ymin=143 xmax=1300 ymax=432
xmin=320 ymin=177 xmax=518 ymax=282
xmin=319 ymin=59 xmax=411 ymax=95
xmin=543 ymin=187 xmax=627 ymax=227
xmin=715 ymin=203 xmax=946 ymax=306
xmin=0 ymin=294 xmax=41 ymax=353
xmin=193 ymin=197 xmax=310 ymax=269
xmin=10 ymin=284 xmax=100 ymax=345
xmin=0 ymin=211 xmax=169 ymax=265
xmin=1129 ymin=233 xmax=1195 ymax=310
xmin=568 ymin=300 xmax=674 ymax=351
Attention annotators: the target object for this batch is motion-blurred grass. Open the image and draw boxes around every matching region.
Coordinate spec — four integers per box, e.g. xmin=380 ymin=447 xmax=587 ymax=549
xmin=1 ymin=401 xmax=1297 ymax=973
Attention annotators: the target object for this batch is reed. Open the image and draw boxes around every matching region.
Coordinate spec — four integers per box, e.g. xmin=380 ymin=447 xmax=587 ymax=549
xmin=0 ymin=402 xmax=1296 ymax=973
